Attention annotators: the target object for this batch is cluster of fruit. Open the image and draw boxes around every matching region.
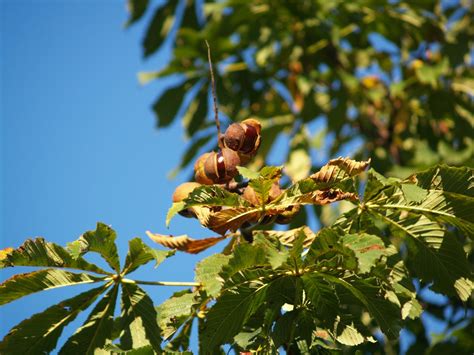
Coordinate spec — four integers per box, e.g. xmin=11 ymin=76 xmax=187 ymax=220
xmin=172 ymin=118 xmax=300 ymax=227
xmin=172 ymin=118 xmax=262 ymax=207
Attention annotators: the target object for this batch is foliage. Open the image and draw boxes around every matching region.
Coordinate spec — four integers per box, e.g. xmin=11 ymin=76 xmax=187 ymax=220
xmin=129 ymin=0 xmax=473 ymax=179
xmin=1 ymin=0 xmax=473 ymax=353
xmin=1 ymin=163 xmax=473 ymax=353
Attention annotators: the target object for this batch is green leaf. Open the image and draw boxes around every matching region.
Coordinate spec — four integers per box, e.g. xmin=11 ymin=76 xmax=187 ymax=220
xmin=220 ymin=243 xmax=267 ymax=281
xmin=323 ymin=275 xmax=401 ymax=339
xmin=166 ymin=202 xmax=185 ymax=227
xmin=102 ymin=344 xmax=154 ymax=354
xmin=336 ymin=324 xmax=365 ymax=346
xmin=184 ymin=184 xmax=250 ymax=208
xmin=0 ymin=238 xmax=108 ymax=274
xmin=286 ymin=149 xmax=311 ymax=182
xmin=59 ymin=284 xmax=119 ymax=354
xmin=301 ymin=274 xmax=339 ymax=325
xmin=200 ymin=282 xmax=269 ymax=349
xmin=120 ymin=282 xmax=162 ymax=352
xmin=0 ymin=284 xmax=108 ymax=354
xmin=367 ymin=195 xmax=473 ymax=299
xmin=142 ymin=0 xmax=179 ymax=57
xmin=272 ymin=311 xmax=299 ymax=348
xmin=400 ymin=183 xmax=428 ymax=204
xmin=253 ymin=233 xmax=289 ymax=269
xmin=67 ymin=223 xmax=121 ymax=273
xmin=156 ymin=291 xmax=198 ymax=339
xmin=195 ymin=253 xmax=230 ymax=297
xmin=123 ymin=238 xmax=174 ymax=275
xmin=342 ymin=233 xmax=386 ymax=274
xmin=249 ymin=178 xmax=276 ymax=206
xmin=304 ymin=228 xmax=358 ymax=271
xmin=153 ymin=79 xmax=197 ymax=128
xmin=237 ymin=166 xmax=260 ymax=180
xmin=0 ymin=269 xmax=104 ymax=306
xmin=183 ymin=85 xmax=208 ymax=137
xmin=125 ymin=0 xmax=149 ymax=27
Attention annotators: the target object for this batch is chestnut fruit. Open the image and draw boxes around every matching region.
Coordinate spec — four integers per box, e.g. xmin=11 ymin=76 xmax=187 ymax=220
xmin=172 ymin=182 xmax=201 ymax=218
xmin=203 ymin=148 xmax=240 ymax=184
xmin=242 ymin=182 xmax=282 ymax=206
xmin=223 ymin=118 xmax=261 ymax=164
xmin=194 ymin=152 xmax=214 ymax=185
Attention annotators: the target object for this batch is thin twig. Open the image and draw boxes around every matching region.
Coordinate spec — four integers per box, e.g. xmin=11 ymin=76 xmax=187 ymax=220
xmin=205 ymin=40 xmax=223 ymax=148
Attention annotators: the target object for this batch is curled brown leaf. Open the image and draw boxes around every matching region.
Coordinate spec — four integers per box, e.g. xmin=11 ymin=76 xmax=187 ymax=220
xmin=146 ymin=231 xmax=226 ymax=254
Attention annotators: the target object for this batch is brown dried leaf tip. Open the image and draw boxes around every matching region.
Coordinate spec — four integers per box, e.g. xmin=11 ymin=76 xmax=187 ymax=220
xmin=146 ymin=231 xmax=226 ymax=254
xmin=310 ymin=157 xmax=371 ymax=182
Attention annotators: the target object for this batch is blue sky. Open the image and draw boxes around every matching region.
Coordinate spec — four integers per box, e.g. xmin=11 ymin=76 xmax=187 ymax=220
xmin=1 ymin=0 xmax=214 ymax=349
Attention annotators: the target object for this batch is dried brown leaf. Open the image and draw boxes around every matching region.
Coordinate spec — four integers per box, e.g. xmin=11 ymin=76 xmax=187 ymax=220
xmin=256 ymin=226 xmax=316 ymax=248
xmin=204 ymin=207 xmax=261 ymax=235
xmin=146 ymin=232 xmax=226 ymax=254
xmin=310 ymin=157 xmax=371 ymax=182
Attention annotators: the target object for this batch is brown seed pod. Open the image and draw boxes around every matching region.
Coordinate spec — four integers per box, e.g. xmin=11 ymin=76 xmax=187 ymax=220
xmin=276 ymin=205 xmax=301 ymax=224
xmin=194 ymin=152 xmax=214 ymax=185
xmin=223 ymin=118 xmax=261 ymax=164
xmin=242 ymin=182 xmax=282 ymax=206
xmin=172 ymin=182 xmax=201 ymax=218
xmin=204 ymin=148 xmax=241 ymax=184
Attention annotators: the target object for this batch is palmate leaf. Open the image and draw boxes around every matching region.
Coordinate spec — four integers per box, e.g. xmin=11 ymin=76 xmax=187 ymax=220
xmin=301 ymin=275 xmax=339 ymax=325
xmin=195 ymin=253 xmax=231 ymax=298
xmin=341 ymin=233 xmax=386 ymax=274
xmin=156 ymin=290 xmax=199 ymax=339
xmin=365 ymin=166 xmax=474 ymax=300
xmin=0 ymin=284 xmax=108 ymax=354
xmin=123 ymin=238 xmax=174 ymax=275
xmin=304 ymin=228 xmax=358 ymax=271
xmin=323 ymin=274 xmax=402 ymax=339
xmin=153 ymin=78 xmax=198 ymax=128
xmin=0 ymin=238 xmax=108 ymax=274
xmin=254 ymin=226 xmax=316 ymax=248
xmin=142 ymin=0 xmax=179 ymax=57
xmin=200 ymin=281 xmax=269 ymax=350
xmin=166 ymin=185 xmax=250 ymax=226
xmin=0 ymin=268 xmax=104 ymax=306
xmin=59 ymin=284 xmax=119 ymax=354
xmin=68 ymin=223 xmax=121 ymax=273
xmin=120 ymin=282 xmax=162 ymax=352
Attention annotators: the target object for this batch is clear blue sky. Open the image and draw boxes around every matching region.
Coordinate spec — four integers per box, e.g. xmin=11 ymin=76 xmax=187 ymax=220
xmin=0 ymin=0 xmax=214 ymax=350
xmin=0 ymin=0 xmax=449 ymax=353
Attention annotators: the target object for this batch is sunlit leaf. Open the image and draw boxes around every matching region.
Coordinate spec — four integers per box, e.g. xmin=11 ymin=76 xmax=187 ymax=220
xmin=0 ymin=269 xmax=104 ymax=306
xmin=120 ymin=283 xmax=162 ymax=352
xmin=0 ymin=284 xmax=108 ymax=354
xmin=195 ymin=253 xmax=230 ymax=297
xmin=156 ymin=290 xmax=198 ymax=339
xmin=59 ymin=284 xmax=119 ymax=354
xmin=67 ymin=222 xmax=121 ymax=273
xmin=0 ymin=238 xmax=108 ymax=274
xmin=123 ymin=238 xmax=174 ymax=275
